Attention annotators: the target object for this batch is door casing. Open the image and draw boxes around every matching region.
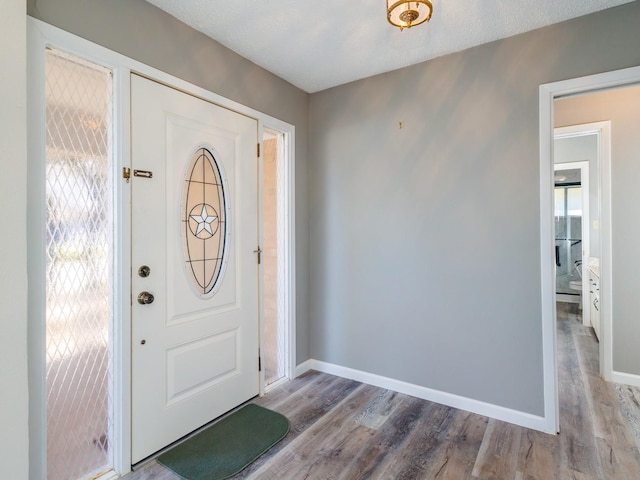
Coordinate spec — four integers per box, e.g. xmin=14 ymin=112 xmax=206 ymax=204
xmin=539 ymin=66 xmax=640 ymax=435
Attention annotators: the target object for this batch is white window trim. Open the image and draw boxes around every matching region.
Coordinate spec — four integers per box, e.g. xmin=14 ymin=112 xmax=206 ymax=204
xmin=28 ymin=16 xmax=296 ymax=476
xmin=260 ymin=126 xmax=297 ymax=394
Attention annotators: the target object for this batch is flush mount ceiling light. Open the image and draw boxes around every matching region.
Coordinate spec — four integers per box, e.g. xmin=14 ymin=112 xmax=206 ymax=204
xmin=387 ymin=0 xmax=433 ymax=31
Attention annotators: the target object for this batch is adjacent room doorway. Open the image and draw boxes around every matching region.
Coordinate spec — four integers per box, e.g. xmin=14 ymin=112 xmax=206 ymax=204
xmin=539 ymin=65 xmax=640 ymax=433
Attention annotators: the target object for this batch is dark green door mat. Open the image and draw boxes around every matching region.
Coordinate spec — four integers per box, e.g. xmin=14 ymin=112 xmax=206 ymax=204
xmin=157 ymin=404 xmax=290 ymax=480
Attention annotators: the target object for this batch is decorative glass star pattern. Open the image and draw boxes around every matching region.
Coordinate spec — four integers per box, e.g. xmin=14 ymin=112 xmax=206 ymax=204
xmin=190 ymin=204 xmax=217 ymax=237
xmin=182 ymin=147 xmax=227 ymax=296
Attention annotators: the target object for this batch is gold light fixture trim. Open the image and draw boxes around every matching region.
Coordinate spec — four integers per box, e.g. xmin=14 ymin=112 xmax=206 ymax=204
xmin=387 ymin=0 xmax=433 ymax=31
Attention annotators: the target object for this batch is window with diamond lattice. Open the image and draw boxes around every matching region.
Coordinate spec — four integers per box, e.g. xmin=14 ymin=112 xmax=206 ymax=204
xmin=45 ymin=48 xmax=114 ymax=480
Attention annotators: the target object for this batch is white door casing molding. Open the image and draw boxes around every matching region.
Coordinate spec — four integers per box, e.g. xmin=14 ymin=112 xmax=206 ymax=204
xmin=259 ymin=126 xmax=297 ymax=394
xmin=28 ymin=17 xmax=296 ymax=476
xmin=539 ymin=65 xmax=640 ymax=434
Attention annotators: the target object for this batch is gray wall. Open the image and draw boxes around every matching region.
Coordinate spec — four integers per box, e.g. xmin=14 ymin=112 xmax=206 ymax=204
xmin=1 ymin=0 xmax=29 ymax=478
xmin=309 ymin=1 xmax=640 ymax=415
xmin=554 ymin=134 xmax=600 ymax=257
xmin=28 ymin=0 xmax=311 ymax=363
xmin=556 ymin=85 xmax=640 ymax=376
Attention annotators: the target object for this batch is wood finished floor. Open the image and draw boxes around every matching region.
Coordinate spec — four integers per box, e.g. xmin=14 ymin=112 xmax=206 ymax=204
xmin=125 ymin=303 xmax=640 ymax=479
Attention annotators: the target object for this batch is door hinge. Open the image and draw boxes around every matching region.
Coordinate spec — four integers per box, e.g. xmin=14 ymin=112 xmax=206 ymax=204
xmin=254 ymin=246 xmax=262 ymax=265
xmin=122 ymin=167 xmax=131 ymax=183
xmin=257 ymin=143 xmax=260 ymax=157
xmin=258 ymin=355 xmax=262 ymax=372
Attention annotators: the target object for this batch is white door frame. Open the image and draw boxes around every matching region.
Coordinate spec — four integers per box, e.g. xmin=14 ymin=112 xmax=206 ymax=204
xmin=260 ymin=126 xmax=296 ymax=394
xmin=539 ymin=65 xmax=640 ymax=434
xmin=28 ymin=17 xmax=296 ymax=476
xmin=259 ymin=121 xmax=297 ymax=392
xmin=553 ymin=157 xmax=590 ymax=321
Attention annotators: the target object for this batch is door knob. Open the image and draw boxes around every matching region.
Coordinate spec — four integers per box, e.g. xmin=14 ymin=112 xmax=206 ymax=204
xmin=138 ymin=265 xmax=151 ymax=277
xmin=137 ymin=291 xmax=155 ymax=305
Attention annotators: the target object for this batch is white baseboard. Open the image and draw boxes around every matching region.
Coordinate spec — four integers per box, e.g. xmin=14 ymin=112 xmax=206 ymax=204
xmin=611 ymin=370 xmax=640 ymax=388
xmin=295 ymin=359 xmax=552 ymax=433
xmin=294 ymin=359 xmax=315 ymax=378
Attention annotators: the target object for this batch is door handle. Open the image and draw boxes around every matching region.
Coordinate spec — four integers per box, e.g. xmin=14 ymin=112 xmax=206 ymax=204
xmin=137 ymin=291 xmax=155 ymax=305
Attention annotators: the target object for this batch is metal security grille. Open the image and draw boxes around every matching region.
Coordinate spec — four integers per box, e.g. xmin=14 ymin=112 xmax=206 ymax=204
xmin=45 ymin=48 xmax=114 ymax=480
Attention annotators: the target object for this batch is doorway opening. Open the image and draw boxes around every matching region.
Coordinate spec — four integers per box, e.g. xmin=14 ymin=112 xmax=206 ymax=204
xmin=44 ymin=48 xmax=116 ymax=480
xmin=553 ymin=157 xmax=592 ymax=331
xmin=262 ymin=128 xmax=290 ymax=390
xmin=554 ymin=126 xmax=601 ymax=334
xmin=539 ymin=66 xmax=640 ymax=433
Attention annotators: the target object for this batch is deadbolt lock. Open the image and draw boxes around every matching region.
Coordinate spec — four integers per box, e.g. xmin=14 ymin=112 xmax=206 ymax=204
xmin=138 ymin=265 xmax=151 ymax=278
xmin=137 ymin=291 xmax=155 ymax=305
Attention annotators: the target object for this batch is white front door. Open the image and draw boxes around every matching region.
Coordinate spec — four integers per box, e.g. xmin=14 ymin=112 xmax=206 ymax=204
xmin=130 ymin=74 xmax=260 ymax=463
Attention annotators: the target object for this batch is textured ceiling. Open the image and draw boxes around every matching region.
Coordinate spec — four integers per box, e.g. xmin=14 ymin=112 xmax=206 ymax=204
xmin=145 ymin=0 xmax=634 ymax=93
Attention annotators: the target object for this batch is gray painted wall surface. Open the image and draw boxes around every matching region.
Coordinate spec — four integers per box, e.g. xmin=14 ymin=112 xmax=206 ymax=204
xmin=554 ymin=134 xmax=600 ymax=257
xmin=1 ymin=0 xmax=29 ymax=478
xmin=309 ymin=2 xmax=640 ymax=415
xmin=28 ymin=0 xmax=311 ymax=363
xmin=556 ymin=85 xmax=640 ymax=376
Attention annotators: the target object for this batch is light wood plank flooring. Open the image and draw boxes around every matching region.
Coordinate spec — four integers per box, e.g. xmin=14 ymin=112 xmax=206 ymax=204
xmin=125 ymin=303 xmax=640 ymax=479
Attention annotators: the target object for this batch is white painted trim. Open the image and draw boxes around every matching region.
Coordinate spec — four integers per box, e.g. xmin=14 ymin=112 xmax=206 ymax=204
xmin=112 ymin=64 xmax=133 ymax=473
xmin=261 ymin=122 xmax=297 ymax=390
xmin=279 ymin=122 xmax=297 ymax=383
xmin=27 ymin=20 xmax=49 ymax=480
xmin=295 ymin=359 xmax=315 ymax=378
xmin=553 ymin=158 xmax=590 ymax=328
xmin=297 ymin=360 xmax=550 ymax=432
xmin=540 ymin=65 xmax=640 ymax=436
xmin=28 ymin=16 xmax=297 ymax=475
xmin=598 ymin=122 xmax=613 ymax=382
xmin=611 ymin=371 xmax=640 ymax=388
xmin=539 ymin=82 xmax=559 ymax=434
xmin=257 ymin=124 xmax=266 ymax=397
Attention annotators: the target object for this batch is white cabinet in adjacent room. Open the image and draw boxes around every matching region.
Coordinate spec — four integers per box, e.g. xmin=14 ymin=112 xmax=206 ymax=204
xmin=588 ymin=263 xmax=601 ymax=341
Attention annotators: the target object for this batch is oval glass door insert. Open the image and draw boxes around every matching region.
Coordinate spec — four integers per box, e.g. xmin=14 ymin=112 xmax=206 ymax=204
xmin=181 ymin=146 xmax=229 ymax=297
